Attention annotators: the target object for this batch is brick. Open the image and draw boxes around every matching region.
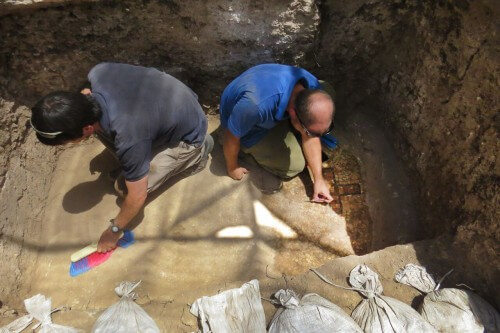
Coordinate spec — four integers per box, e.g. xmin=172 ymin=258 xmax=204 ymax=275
xmin=338 ymin=184 xmax=361 ymax=195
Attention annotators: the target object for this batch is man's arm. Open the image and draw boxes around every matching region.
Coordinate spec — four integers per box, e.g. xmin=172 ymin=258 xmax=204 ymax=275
xmin=97 ymin=176 xmax=148 ymax=252
xmin=223 ymin=129 xmax=248 ymax=180
xmin=301 ymin=134 xmax=333 ymax=203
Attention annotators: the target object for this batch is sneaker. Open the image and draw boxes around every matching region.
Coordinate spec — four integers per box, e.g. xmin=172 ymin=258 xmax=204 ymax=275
xmin=202 ymin=134 xmax=214 ymax=159
xmin=113 ymin=173 xmax=127 ymax=197
xmin=251 ymin=168 xmax=283 ymax=194
xmin=179 ymin=134 xmax=214 ymax=177
xmin=237 ymin=153 xmax=283 ymax=194
xmin=242 ymin=159 xmax=283 ymax=194
xmin=215 ymin=126 xmax=225 ymax=146
xmin=107 ymin=167 xmax=122 ymax=183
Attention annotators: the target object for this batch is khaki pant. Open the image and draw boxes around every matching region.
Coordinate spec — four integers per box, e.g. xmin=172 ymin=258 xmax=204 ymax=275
xmin=241 ymin=121 xmax=305 ymax=178
xmin=96 ymin=132 xmax=206 ymax=193
xmin=147 ymin=141 xmax=205 ymax=193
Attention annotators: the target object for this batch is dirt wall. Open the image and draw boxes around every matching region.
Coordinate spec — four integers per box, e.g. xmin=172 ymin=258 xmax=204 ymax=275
xmin=0 ymin=0 xmax=320 ymax=105
xmin=316 ymin=0 xmax=499 ymax=305
xmin=0 ymin=0 xmax=98 ymax=16
xmin=0 ymin=99 xmax=57 ymax=303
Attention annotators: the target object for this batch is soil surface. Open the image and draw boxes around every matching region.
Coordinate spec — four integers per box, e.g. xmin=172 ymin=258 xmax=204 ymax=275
xmin=0 ymin=114 xmax=420 ymax=330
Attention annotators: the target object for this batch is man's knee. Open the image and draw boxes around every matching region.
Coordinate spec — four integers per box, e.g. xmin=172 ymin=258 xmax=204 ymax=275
xmin=285 ymin=153 xmax=306 ymax=178
xmin=265 ymin=151 xmax=305 ymax=179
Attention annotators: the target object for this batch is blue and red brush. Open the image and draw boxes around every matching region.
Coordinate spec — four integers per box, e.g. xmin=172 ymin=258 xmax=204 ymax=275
xmin=69 ymin=230 xmax=135 ymax=277
xmin=321 ymin=133 xmax=338 ymax=149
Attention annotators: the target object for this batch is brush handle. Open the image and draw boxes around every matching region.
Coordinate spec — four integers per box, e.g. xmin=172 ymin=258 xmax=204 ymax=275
xmin=70 ymin=230 xmax=135 ymax=262
xmin=71 ymin=242 xmax=98 ymax=262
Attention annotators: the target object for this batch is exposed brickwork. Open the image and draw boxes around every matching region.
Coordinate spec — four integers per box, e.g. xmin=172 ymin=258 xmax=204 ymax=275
xmin=323 ymin=148 xmax=372 ymax=254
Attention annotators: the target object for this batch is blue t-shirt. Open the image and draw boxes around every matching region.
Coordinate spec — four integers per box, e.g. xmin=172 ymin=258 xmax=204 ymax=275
xmin=220 ymin=64 xmax=321 ymax=148
xmin=88 ymin=63 xmax=207 ymax=181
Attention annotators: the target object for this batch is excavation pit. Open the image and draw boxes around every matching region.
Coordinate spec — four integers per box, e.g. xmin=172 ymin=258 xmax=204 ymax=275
xmin=0 ymin=0 xmax=498 ymax=330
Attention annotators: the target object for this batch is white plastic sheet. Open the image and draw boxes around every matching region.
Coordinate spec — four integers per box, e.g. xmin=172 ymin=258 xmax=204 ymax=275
xmin=395 ymin=264 xmax=500 ymax=332
xmin=349 ymin=264 xmax=437 ymax=333
xmin=268 ymin=289 xmax=363 ymax=333
xmin=190 ymin=279 xmax=266 ymax=333
xmin=91 ymin=281 xmax=160 ymax=333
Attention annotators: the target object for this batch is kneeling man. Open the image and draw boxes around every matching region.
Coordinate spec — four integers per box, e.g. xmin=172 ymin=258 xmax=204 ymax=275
xmin=220 ymin=63 xmax=334 ymax=202
xmin=31 ymin=63 xmax=213 ymax=252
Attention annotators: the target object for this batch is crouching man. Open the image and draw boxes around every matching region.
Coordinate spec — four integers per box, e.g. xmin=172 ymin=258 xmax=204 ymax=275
xmin=220 ymin=63 xmax=334 ymax=202
xmin=30 ymin=63 xmax=213 ymax=252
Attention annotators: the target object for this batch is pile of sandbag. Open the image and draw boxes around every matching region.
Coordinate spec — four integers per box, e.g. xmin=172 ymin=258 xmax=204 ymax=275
xmin=348 ymin=264 xmax=438 ymax=333
xmin=3 ymin=268 xmax=498 ymax=332
xmin=311 ymin=265 xmax=438 ymax=333
xmin=190 ymin=279 xmax=363 ymax=333
xmin=189 ymin=264 xmax=499 ymax=333
xmin=395 ymin=264 xmax=500 ymax=332
xmin=1 ymin=281 xmax=160 ymax=333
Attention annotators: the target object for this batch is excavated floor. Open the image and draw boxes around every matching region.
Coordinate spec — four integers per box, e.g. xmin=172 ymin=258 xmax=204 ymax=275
xmin=1 ymin=111 xmax=419 ymax=329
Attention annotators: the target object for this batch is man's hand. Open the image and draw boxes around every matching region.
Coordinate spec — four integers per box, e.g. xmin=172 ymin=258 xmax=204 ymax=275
xmin=227 ymin=166 xmax=249 ymax=180
xmin=97 ymin=228 xmax=121 ymax=253
xmin=312 ymin=178 xmax=333 ymax=203
xmin=97 ymin=176 xmax=147 ymax=253
xmin=223 ymin=129 xmax=249 ymax=181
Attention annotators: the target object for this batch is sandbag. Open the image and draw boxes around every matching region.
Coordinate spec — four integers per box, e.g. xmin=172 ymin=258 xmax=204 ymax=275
xmin=395 ymin=264 xmax=500 ymax=332
xmin=190 ymin=279 xmax=266 ymax=333
xmin=0 ymin=315 xmax=33 ymax=333
xmin=349 ymin=264 xmax=437 ymax=333
xmin=268 ymin=289 xmax=363 ymax=333
xmin=91 ymin=281 xmax=160 ymax=333
xmin=0 ymin=294 xmax=79 ymax=333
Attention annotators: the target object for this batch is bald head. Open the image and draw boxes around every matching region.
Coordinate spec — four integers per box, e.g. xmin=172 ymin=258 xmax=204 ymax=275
xmin=295 ymin=89 xmax=335 ymax=133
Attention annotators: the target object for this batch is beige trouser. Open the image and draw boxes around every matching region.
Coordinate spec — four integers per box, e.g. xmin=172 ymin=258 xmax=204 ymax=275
xmin=147 ymin=141 xmax=205 ymax=193
xmin=96 ymin=132 xmax=206 ymax=194
xmin=241 ymin=121 xmax=305 ymax=178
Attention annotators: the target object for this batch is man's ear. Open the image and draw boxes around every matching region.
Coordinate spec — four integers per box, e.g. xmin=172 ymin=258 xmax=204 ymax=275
xmin=288 ymin=108 xmax=303 ymax=133
xmin=82 ymin=125 xmax=94 ymax=137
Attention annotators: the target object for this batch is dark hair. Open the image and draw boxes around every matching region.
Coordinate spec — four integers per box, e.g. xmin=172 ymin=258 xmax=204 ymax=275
xmin=295 ymin=89 xmax=333 ymax=127
xmin=31 ymin=91 xmax=102 ymax=145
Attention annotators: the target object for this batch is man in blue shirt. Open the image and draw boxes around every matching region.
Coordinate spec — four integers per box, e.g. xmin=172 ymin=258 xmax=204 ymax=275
xmin=220 ymin=64 xmax=334 ymax=202
xmin=30 ymin=63 xmax=213 ymax=252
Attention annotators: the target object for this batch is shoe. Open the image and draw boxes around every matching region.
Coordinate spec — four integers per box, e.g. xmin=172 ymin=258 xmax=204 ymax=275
xmin=107 ymin=167 xmax=122 ymax=182
xmin=250 ymin=167 xmax=283 ymax=194
xmin=202 ymin=134 xmax=214 ymax=159
xmin=179 ymin=134 xmax=214 ymax=177
xmin=113 ymin=173 xmax=127 ymax=197
xmin=215 ymin=126 xmax=225 ymax=146
xmin=238 ymin=153 xmax=283 ymax=194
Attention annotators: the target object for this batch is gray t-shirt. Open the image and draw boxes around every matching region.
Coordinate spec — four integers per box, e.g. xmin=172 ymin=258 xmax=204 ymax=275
xmin=88 ymin=63 xmax=207 ymax=181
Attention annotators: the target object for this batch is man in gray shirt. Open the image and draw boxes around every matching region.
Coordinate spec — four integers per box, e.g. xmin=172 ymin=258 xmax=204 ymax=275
xmin=30 ymin=63 xmax=213 ymax=252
